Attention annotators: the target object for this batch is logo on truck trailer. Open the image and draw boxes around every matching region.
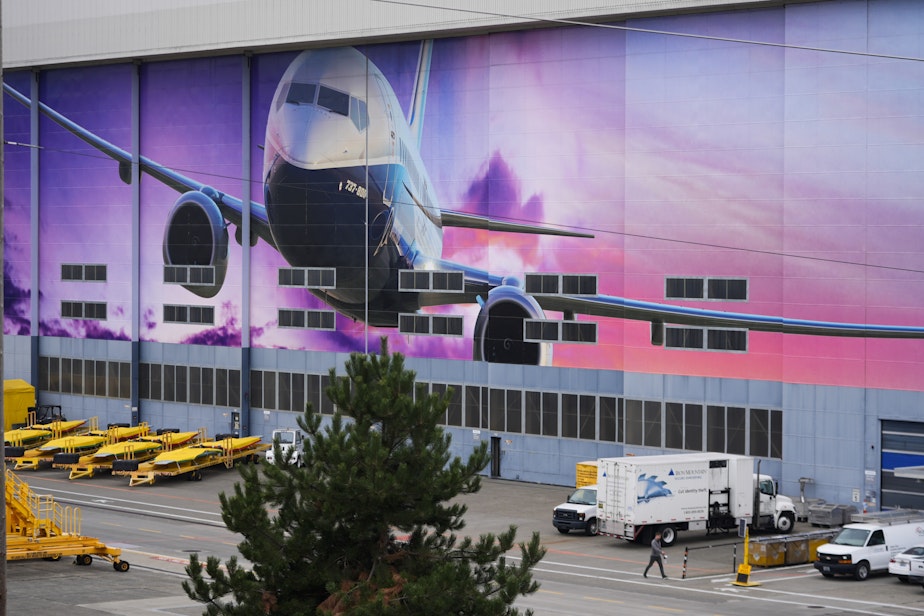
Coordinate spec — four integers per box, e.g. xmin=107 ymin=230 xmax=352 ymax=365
xmin=637 ymin=473 xmax=673 ymax=504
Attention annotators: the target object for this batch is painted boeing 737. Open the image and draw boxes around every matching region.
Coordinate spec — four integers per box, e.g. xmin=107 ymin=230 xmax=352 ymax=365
xmin=6 ymin=42 xmax=924 ymax=365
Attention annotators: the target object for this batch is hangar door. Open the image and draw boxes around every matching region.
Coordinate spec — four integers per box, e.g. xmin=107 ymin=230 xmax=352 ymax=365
xmin=881 ymin=420 xmax=924 ymax=509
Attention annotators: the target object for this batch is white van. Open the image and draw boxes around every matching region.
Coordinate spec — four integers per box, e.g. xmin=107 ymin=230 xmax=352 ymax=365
xmin=552 ymin=484 xmax=598 ymax=535
xmin=814 ymin=522 xmax=924 ymax=580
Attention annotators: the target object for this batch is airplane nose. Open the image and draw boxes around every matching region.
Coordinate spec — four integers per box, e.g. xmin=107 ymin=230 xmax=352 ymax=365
xmin=264 ymin=156 xmax=367 ymax=270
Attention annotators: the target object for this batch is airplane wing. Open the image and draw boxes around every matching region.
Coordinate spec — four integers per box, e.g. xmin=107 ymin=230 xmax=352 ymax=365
xmin=440 ymin=209 xmax=593 ymax=238
xmin=418 ymin=257 xmax=924 ymax=340
xmin=533 ymin=293 xmax=924 ymax=339
xmin=2 ymin=83 xmax=276 ymax=250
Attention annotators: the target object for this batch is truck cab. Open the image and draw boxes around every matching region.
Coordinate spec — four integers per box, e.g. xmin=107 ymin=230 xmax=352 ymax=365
xmin=265 ymin=428 xmax=305 ymax=467
xmin=756 ymin=474 xmax=796 ymax=533
xmin=553 ymin=484 xmax=598 ymax=535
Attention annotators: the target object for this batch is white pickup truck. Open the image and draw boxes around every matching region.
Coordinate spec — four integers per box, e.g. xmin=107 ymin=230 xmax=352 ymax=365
xmin=265 ymin=428 xmax=305 ymax=467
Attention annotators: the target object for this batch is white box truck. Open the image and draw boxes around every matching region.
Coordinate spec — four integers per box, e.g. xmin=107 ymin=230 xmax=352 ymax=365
xmin=265 ymin=428 xmax=305 ymax=467
xmin=596 ymin=452 xmax=796 ymax=546
xmin=814 ymin=510 xmax=924 ymax=581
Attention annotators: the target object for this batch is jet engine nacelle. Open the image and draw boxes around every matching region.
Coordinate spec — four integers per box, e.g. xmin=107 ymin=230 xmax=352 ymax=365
xmin=162 ymin=190 xmax=229 ymax=298
xmin=473 ymin=284 xmax=552 ymax=366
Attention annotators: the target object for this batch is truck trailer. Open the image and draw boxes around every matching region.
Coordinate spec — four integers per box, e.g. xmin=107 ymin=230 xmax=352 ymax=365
xmin=596 ymin=452 xmax=796 ymax=546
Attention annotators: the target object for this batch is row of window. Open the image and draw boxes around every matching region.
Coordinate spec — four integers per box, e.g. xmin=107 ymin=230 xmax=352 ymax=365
xmin=665 ymin=277 xmax=748 ymax=301
xmin=38 ymin=356 xmax=131 ymax=398
xmin=62 ymin=263 xmax=107 ymax=282
xmin=59 ymin=265 xmax=752 ymax=352
xmin=164 ymin=305 xmax=215 ymax=325
xmin=279 ymin=309 xmax=336 ymax=330
xmin=665 ymin=327 xmax=748 ymax=352
xmin=398 ymin=313 xmax=464 ymax=336
xmin=68 ymin=265 xmax=745 ymax=305
xmin=36 ymin=356 xmax=782 ymax=458
xmin=61 ymin=301 xmax=107 ymax=320
xmin=164 ymin=264 xmax=216 ymax=287
xmin=525 ymin=273 xmax=597 ymax=296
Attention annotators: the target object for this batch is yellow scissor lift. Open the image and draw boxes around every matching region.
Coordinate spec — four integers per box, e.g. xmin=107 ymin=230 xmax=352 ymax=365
xmin=5 ymin=469 xmax=129 ymax=571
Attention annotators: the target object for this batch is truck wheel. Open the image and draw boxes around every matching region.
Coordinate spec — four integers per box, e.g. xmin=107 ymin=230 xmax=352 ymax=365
xmin=854 ymin=561 xmax=870 ymax=581
xmin=659 ymin=525 xmax=677 ymax=546
xmin=585 ymin=519 xmax=598 ymax=536
xmin=776 ymin=513 xmax=795 ymax=533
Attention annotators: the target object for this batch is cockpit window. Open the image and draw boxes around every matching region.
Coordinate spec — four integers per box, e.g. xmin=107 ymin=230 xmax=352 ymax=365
xmin=318 ymin=86 xmax=350 ymax=117
xmin=286 ymin=82 xmax=317 ymax=105
xmin=282 ymin=81 xmax=365 ymax=130
xmin=350 ymin=97 xmax=368 ymax=132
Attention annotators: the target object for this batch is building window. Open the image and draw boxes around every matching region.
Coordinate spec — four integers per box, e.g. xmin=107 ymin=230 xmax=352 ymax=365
xmin=399 ymin=270 xmax=464 ymax=292
xmin=489 ymin=388 xmax=505 ymax=431
xmin=525 ymin=391 xmax=541 ymax=435
xmin=62 ymin=263 xmax=107 ymax=281
xmin=708 ymin=279 xmax=747 ymax=301
xmin=665 ymin=277 xmax=747 ymax=301
xmin=665 ymin=278 xmax=704 ymax=299
xmin=599 ymin=396 xmax=618 ymax=442
xmin=665 ymin=327 xmax=747 ymax=352
xmin=542 ymin=392 xmax=558 ymax=437
xmin=398 ymin=313 xmax=464 ymax=336
xmin=685 ymin=404 xmax=703 ymax=451
xmin=525 ymin=273 xmax=597 ymax=295
xmin=727 ymin=406 xmax=746 ymax=454
xmin=506 ymin=390 xmax=522 ymax=433
xmin=524 ymin=319 xmax=597 ymax=343
xmin=665 ymin=327 xmax=704 ymax=349
xmin=707 ymin=329 xmax=747 ymax=352
xmin=164 ymin=265 xmax=216 ymax=287
xmin=707 ymin=405 xmax=726 ymax=453
xmin=164 ymin=304 xmax=215 ymax=324
xmin=62 ymin=301 xmax=106 ymax=320
xmin=278 ymin=267 xmax=335 ymax=288
xmin=562 ymin=394 xmax=578 ymax=438
xmin=279 ymin=309 xmax=336 ymax=330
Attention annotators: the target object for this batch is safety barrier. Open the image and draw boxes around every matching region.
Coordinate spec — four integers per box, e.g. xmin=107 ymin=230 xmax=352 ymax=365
xmin=748 ymin=529 xmax=839 ymax=567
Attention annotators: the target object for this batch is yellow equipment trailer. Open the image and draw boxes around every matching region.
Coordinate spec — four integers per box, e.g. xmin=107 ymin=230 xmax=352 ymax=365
xmin=120 ymin=434 xmax=269 ymax=486
xmin=5 ymin=469 xmax=129 ymax=571
xmin=14 ymin=421 xmax=149 ymax=471
xmin=62 ymin=428 xmax=204 ymax=479
xmin=4 ymin=415 xmax=90 ymax=458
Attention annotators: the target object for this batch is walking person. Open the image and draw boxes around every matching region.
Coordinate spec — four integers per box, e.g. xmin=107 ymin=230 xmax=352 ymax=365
xmin=643 ymin=531 xmax=668 ymax=579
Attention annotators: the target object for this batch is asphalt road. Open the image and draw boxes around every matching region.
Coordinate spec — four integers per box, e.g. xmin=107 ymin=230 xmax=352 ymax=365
xmin=6 ymin=468 xmax=924 ymax=615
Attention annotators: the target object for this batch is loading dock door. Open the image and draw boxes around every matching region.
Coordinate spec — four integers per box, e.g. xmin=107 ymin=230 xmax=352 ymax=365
xmin=490 ymin=436 xmax=501 ymax=478
xmin=881 ymin=420 xmax=924 ymax=509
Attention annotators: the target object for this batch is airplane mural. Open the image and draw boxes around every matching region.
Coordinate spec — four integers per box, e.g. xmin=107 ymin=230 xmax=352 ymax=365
xmin=6 ymin=40 xmax=924 ymax=368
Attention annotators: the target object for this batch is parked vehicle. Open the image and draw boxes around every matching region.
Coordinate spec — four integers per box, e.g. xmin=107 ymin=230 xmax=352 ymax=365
xmin=889 ymin=544 xmax=924 ymax=582
xmin=265 ymin=428 xmax=305 ymax=467
xmin=814 ymin=514 xmax=924 ymax=581
xmin=553 ymin=484 xmax=598 ymax=535
xmin=596 ymin=452 xmax=796 ymax=546
xmin=910 ymin=556 xmax=924 ymax=586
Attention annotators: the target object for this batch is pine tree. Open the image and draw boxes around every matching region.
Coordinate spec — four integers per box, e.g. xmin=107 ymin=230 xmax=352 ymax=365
xmin=184 ymin=338 xmax=546 ymax=615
